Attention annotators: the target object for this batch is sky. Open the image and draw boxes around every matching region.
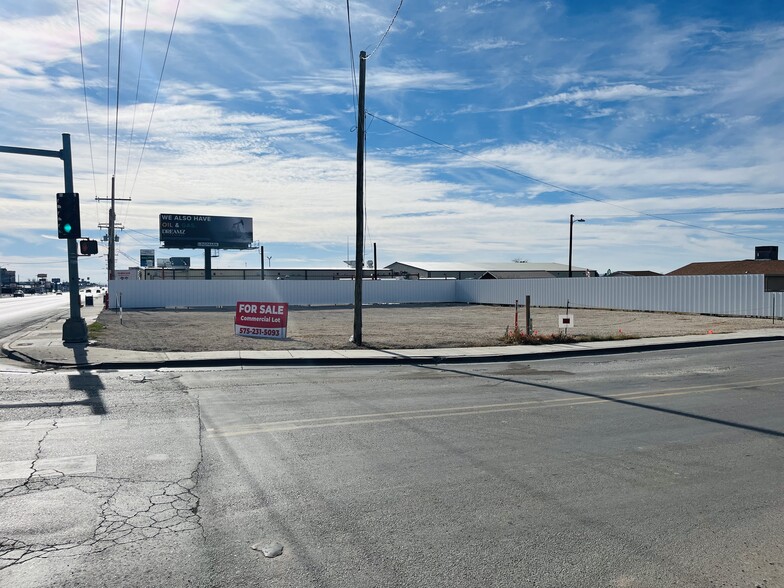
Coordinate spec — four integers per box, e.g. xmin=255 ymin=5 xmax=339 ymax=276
xmin=1 ymin=0 xmax=783 ymax=283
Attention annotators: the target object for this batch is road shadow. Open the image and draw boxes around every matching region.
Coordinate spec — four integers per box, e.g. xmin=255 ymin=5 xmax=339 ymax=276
xmin=66 ymin=371 xmax=108 ymax=415
xmin=416 ymin=364 xmax=784 ymax=439
xmin=60 ymin=342 xmax=107 ymax=415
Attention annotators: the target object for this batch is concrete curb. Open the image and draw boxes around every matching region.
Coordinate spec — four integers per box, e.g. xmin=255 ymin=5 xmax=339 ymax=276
xmin=4 ymin=331 xmax=784 ymax=370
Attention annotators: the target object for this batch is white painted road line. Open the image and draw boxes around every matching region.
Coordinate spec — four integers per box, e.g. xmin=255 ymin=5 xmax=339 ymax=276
xmin=0 ymin=454 xmax=97 ymax=481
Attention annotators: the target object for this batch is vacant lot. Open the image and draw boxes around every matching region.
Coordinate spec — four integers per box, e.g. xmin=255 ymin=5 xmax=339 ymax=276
xmin=90 ymin=304 xmax=783 ymax=352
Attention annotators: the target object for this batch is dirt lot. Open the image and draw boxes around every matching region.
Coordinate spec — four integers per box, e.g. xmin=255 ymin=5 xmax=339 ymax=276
xmin=90 ymin=304 xmax=784 ymax=352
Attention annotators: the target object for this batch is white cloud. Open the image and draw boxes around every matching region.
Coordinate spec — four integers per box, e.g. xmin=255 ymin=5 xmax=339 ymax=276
xmin=263 ymin=67 xmax=478 ymax=97
xmin=507 ymin=84 xmax=701 ymax=111
xmin=465 ymin=38 xmax=525 ymax=52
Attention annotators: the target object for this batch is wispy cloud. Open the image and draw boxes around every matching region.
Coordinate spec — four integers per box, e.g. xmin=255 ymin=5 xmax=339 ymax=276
xmin=464 ymin=38 xmax=525 ymax=52
xmin=264 ymin=67 xmax=478 ymax=97
xmin=505 ymin=84 xmax=701 ymax=111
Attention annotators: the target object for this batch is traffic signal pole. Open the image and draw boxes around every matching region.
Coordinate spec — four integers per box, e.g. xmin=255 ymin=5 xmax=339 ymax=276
xmin=0 ymin=133 xmax=88 ymax=343
xmin=60 ymin=134 xmax=89 ymax=343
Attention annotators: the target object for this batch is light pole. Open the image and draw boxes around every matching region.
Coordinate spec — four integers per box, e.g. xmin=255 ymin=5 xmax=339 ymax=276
xmin=252 ymin=241 xmax=265 ymax=280
xmin=568 ymin=214 xmax=585 ymax=277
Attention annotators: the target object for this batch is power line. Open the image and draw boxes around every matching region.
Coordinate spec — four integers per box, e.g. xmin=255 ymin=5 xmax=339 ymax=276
xmin=75 ymin=0 xmax=99 ymax=199
xmin=366 ymin=112 xmax=774 ymax=243
xmin=105 ymin=0 xmax=112 ymax=197
xmin=345 ymin=0 xmax=358 ymax=125
xmin=123 ymin=227 xmax=159 ymax=242
xmin=128 ymin=0 xmax=182 ymax=200
xmin=367 ymin=0 xmax=404 ymax=59
xmin=602 ymin=207 xmax=784 ymax=219
xmin=122 ymin=0 xmax=151 ymax=194
xmin=121 ymin=0 xmax=151 ymax=225
xmin=112 ymin=0 xmax=126 ymax=176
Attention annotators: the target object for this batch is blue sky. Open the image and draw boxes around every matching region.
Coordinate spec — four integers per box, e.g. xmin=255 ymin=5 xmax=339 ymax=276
xmin=1 ymin=0 xmax=783 ymax=282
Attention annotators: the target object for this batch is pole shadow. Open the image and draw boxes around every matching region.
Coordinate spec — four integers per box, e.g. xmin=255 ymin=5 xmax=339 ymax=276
xmin=415 ymin=364 xmax=784 ymax=439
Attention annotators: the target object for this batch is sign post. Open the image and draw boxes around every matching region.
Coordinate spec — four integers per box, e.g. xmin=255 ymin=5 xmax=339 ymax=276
xmin=558 ymin=314 xmax=575 ymax=334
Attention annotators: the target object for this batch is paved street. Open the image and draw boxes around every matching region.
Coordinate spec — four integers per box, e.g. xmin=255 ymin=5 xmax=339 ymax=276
xmin=0 ymin=294 xmax=68 ymax=340
xmin=1 ymin=342 xmax=782 ymax=587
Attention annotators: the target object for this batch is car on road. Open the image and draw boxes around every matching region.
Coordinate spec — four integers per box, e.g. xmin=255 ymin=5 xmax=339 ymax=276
xmin=13 ymin=289 xmax=24 ymax=297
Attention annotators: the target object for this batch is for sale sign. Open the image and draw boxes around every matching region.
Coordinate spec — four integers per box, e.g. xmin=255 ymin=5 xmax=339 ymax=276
xmin=235 ymin=301 xmax=288 ymax=339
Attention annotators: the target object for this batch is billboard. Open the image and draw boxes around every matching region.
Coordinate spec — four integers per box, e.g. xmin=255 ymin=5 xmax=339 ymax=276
xmin=170 ymin=257 xmax=191 ymax=267
xmin=159 ymin=213 xmax=253 ymax=249
xmin=140 ymin=249 xmax=155 ymax=267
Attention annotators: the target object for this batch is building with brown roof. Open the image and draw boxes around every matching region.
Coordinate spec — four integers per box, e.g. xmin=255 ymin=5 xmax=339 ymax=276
xmin=667 ymin=260 xmax=784 ymax=276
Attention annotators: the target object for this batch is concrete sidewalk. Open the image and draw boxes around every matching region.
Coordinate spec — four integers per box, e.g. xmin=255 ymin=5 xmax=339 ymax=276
xmin=3 ymin=304 xmax=784 ymax=369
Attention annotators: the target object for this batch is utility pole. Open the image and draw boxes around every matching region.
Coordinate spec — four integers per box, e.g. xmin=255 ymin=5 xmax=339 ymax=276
xmin=353 ymin=50 xmax=367 ymax=345
xmin=109 ymin=176 xmax=116 ymax=281
xmin=96 ymin=175 xmax=130 ymax=284
xmin=373 ymin=242 xmax=378 ymax=280
xmin=568 ymin=214 xmax=585 ymax=277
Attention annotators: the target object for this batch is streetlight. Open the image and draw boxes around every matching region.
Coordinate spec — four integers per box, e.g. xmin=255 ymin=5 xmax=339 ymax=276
xmin=568 ymin=214 xmax=585 ymax=277
xmin=252 ymin=241 xmax=265 ymax=280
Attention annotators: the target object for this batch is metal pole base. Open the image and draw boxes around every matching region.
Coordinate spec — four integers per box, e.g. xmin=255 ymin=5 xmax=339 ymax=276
xmin=62 ymin=318 xmax=89 ymax=344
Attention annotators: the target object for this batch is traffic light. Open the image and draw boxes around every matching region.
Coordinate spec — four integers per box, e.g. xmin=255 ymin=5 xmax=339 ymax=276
xmin=56 ymin=192 xmax=82 ymax=239
xmin=79 ymin=239 xmax=99 ymax=255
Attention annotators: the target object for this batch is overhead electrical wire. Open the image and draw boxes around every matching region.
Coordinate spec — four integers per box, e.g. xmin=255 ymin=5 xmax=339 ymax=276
xmin=367 ymin=0 xmax=404 ymax=59
xmin=601 ymin=207 xmax=784 ymax=218
xmin=75 ymin=0 xmax=98 ymax=200
xmin=127 ymin=0 xmax=182 ymax=200
xmin=121 ymin=0 xmax=152 ymax=225
xmin=345 ymin=0 xmax=358 ymax=125
xmin=106 ymin=0 xmax=112 ymax=198
xmin=112 ymin=0 xmax=126 ymax=177
xmin=366 ymin=112 xmax=774 ymax=244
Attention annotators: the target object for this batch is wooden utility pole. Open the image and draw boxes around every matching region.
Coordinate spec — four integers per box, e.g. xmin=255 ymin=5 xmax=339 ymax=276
xmin=353 ymin=51 xmax=367 ymax=345
xmin=96 ymin=175 xmax=129 ymax=284
xmin=109 ymin=176 xmax=116 ymax=281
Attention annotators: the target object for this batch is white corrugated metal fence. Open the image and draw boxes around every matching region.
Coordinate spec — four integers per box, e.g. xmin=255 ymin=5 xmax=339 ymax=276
xmin=108 ymin=275 xmax=784 ymax=318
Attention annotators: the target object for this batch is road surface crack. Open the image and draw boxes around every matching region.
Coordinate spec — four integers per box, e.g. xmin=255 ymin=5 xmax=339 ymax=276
xmin=0 ymin=395 xmax=205 ymax=569
xmin=0 ymin=406 xmax=63 ymax=499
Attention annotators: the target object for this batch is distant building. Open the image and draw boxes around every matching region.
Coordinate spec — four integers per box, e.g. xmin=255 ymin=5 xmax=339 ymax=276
xmin=138 ymin=267 xmax=392 ymax=280
xmin=667 ymin=260 xmax=784 ymax=276
xmin=385 ymin=261 xmax=598 ymax=279
xmin=607 ymin=270 xmax=662 ymax=277
xmin=1 ymin=267 xmax=16 ymax=286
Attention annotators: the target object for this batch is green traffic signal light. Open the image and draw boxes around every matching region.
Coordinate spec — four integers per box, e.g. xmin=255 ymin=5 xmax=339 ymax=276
xmin=56 ymin=193 xmax=81 ymax=239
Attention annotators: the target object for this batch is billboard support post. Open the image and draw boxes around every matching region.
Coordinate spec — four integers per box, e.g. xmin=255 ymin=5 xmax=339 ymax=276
xmin=204 ymin=248 xmax=212 ymax=280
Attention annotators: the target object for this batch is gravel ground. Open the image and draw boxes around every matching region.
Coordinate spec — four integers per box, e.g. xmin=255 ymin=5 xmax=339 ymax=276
xmin=90 ymin=304 xmax=784 ymax=352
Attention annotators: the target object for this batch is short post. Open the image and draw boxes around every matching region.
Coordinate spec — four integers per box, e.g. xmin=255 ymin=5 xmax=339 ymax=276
xmin=514 ymin=299 xmax=519 ymax=332
xmin=525 ymin=295 xmax=531 ymax=335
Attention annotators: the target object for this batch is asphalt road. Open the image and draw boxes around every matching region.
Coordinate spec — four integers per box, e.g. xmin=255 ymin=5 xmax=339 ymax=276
xmin=1 ymin=342 xmax=782 ymax=587
xmin=0 ymin=294 xmax=68 ymax=341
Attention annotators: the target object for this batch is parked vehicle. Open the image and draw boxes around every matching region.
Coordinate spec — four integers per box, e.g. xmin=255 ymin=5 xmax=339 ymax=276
xmin=13 ymin=289 xmax=24 ymax=297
